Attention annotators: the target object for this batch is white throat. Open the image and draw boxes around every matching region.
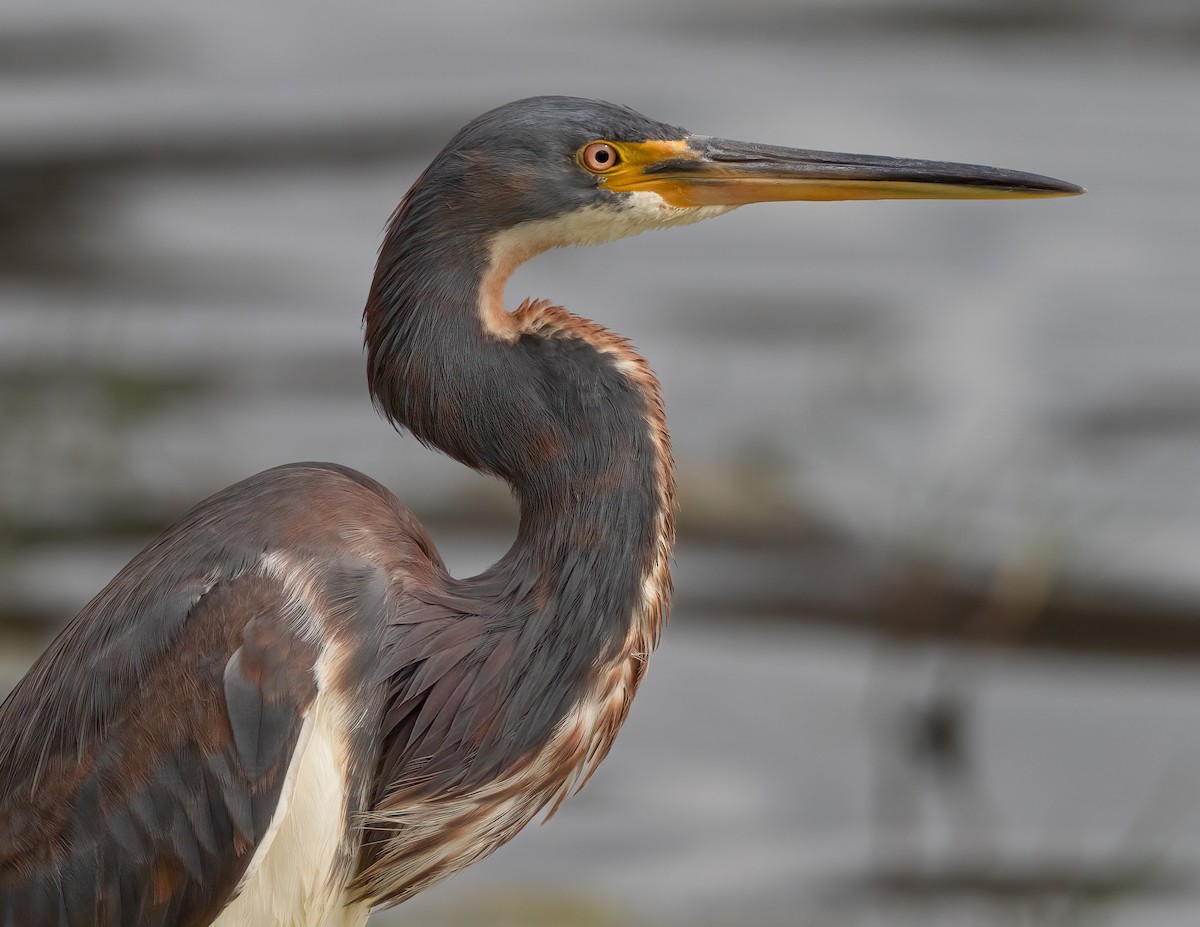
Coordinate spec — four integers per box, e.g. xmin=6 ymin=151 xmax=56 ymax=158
xmin=477 ymin=192 xmax=734 ymax=338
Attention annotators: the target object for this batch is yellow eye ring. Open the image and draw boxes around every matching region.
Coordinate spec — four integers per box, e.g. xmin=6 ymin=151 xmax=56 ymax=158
xmin=580 ymin=142 xmax=620 ymax=173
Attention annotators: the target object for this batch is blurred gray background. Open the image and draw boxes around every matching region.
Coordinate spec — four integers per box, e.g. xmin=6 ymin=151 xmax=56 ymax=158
xmin=2 ymin=1 xmax=1199 ymax=925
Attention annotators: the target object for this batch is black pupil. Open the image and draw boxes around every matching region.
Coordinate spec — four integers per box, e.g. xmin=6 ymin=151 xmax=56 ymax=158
xmin=595 ymin=148 xmax=610 ymax=163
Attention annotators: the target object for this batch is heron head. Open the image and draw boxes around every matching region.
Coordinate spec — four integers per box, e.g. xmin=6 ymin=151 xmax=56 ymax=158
xmin=408 ymin=95 xmax=1082 ymax=258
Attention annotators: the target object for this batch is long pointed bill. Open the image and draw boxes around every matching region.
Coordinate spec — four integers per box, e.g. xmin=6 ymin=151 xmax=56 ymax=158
xmin=600 ymin=137 xmax=1084 ymax=206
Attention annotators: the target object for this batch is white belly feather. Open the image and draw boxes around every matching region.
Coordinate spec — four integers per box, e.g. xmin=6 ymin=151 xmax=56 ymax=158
xmin=212 ymin=695 xmax=370 ymax=927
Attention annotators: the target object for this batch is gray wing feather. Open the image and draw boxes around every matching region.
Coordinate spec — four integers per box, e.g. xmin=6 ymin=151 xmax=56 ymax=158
xmin=0 ymin=572 xmax=320 ymax=927
xmin=224 ymin=646 xmax=304 ymax=781
xmin=0 ymin=464 xmax=415 ymax=923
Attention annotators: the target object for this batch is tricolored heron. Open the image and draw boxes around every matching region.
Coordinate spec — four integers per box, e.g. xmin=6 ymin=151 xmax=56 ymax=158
xmin=0 ymin=97 xmax=1080 ymax=925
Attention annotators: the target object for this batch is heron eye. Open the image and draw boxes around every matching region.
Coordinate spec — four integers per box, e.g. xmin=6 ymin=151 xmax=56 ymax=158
xmin=581 ymin=142 xmax=620 ymax=173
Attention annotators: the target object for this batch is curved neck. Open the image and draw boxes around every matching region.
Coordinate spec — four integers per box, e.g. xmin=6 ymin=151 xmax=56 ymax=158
xmin=364 ymin=210 xmax=674 ymax=675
